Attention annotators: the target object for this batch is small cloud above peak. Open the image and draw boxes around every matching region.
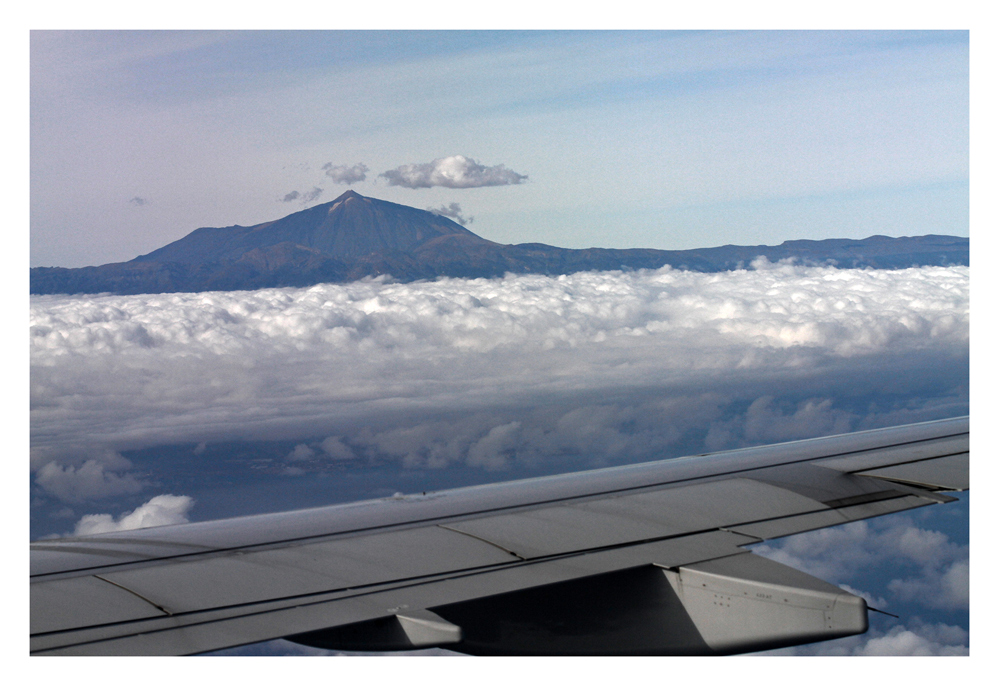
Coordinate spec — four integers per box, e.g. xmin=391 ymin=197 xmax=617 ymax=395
xmin=128 ymin=196 xmax=149 ymax=206
xmin=323 ymin=162 xmax=368 ymax=185
xmin=380 ymin=155 xmax=527 ymax=189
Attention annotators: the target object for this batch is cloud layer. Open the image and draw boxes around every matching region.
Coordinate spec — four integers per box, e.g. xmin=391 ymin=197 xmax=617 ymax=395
xmin=379 ymin=155 xmax=527 ymax=189
xmin=30 ymin=264 xmax=967 ymax=498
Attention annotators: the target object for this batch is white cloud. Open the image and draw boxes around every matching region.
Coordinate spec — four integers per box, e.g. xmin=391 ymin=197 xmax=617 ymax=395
xmin=320 ymin=436 xmax=353 ymax=460
xmin=741 ymin=395 xmax=854 ymax=445
xmin=380 ymin=155 xmax=527 ymax=189
xmin=281 ymin=187 xmax=323 ymax=204
xmin=322 ymin=162 xmax=368 ymax=185
xmin=30 ymin=265 xmax=967 ymax=472
xmin=837 ymin=584 xmax=886 ymax=610
xmin=752 ymin=513 xmax=968 ymax=613
xmin=286 ymin=444 xmax=316 ymax=461
xmin=34 ymin=450 xmax=145 ymax=503
xmin=888 ymin=559 xmax=969 ymax=610
xmin=427 ymin=202 xmax=473 ymax=226
xmin=847 ymin=622 xmax=969 ymax=656
xmin=764 ymin=619 xmax=968 ymax=656
xmin=72 ymin=494 xmax=194 ymax=536
xmin=300 ymin=187 xmax=323 ymax=203
xmin=467 ymin=421 xmax=522 ymax=470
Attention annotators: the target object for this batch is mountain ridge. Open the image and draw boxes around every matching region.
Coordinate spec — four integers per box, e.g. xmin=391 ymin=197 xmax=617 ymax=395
xmin=131 ymin=190 xmax=484 ymax=264
xmin=30 ymin=190 xmax=970 ymax=296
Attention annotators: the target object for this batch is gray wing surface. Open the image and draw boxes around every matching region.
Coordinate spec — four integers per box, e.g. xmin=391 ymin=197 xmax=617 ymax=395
xmin=30 ymin=416 xmax=969 ymax=656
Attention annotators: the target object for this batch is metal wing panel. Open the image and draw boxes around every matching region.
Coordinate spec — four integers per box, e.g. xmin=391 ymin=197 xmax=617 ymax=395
xmin=444 ymin=478 xmax=823 ymax=558
xmin=815 ymin=434 xmax=968 ymax=475
xmin=32 ymin=530 xmax=759 ymax=656
xmin=856 ymin=453 xmax=969 ymax=491
xmin=97 ymin=526 xmax=519 ymax=613
xmin=30 ymin=538 xmax=210 ymax=577
xmin=30 ymin=575 xmax=168 ymax=634
xmin=729 ymin=494 xmax=938 ymax=540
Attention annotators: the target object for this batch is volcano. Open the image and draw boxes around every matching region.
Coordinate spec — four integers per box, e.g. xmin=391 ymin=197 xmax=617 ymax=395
xmin=30 ymin=190 xmax=969 ymax=295
xmin=132 ymin=190 xmax=486 ymax=264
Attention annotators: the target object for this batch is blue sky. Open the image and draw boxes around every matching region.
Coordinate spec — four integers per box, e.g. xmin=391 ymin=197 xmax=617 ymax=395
xmin=30 ymin=30 xmax=968 ymax=267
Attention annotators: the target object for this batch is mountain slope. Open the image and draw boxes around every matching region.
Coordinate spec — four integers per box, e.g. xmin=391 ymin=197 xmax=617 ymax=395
xmin=30 ymin=191 xmax=970 ymax=296
xmin=132 ymin=190 xmax=485 ymax=264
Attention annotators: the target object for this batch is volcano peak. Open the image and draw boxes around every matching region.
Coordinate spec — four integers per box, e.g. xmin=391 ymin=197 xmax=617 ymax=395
xmin=330 ymin=189 xmax=363 ymax=202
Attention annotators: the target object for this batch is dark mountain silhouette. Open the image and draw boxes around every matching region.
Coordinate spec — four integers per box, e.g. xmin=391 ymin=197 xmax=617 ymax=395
xmin=132 ymin=190 xmax=482 ymax=263
xmin=30 ymin=190 xmax=970 ymax=296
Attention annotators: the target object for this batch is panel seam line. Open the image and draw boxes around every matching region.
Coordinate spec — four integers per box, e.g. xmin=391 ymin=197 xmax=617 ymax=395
xmin=93 ymin=574 xmax=174 ymax=616
xmin=436 ymin=524 xmax=527 ymax=560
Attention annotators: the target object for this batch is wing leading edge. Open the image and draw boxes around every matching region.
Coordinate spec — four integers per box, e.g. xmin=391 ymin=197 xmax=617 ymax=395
xmin=30 ymin=416 xmax=968 ymax=656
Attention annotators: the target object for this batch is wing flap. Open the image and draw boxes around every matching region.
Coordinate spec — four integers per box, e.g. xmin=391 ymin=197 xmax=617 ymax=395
xmin=856 ymin=453 xmax=969 ymax=491
xmin=815 ymin=434 xmax=968 ymax=474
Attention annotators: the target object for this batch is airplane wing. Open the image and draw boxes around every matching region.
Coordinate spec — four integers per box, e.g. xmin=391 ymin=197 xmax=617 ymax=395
xmin=30 ymin=416 xmax=969 ymax=656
